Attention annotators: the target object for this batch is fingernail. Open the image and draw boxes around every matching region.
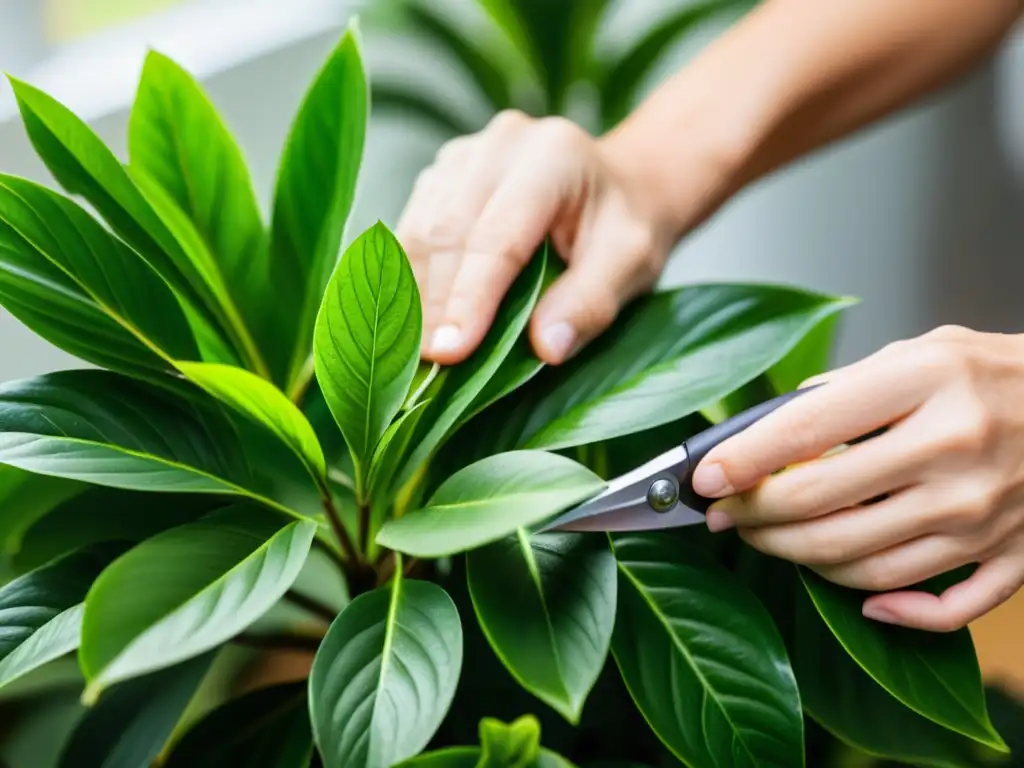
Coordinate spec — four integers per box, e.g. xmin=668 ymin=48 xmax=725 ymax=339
xmin=540 ymin=322 xmax=577 ymax=362
xmin=430 ymin=325 xmax=463 ymax=355
xmin=862 ymin=603 xmax=897 ymax=624
xmin=692 ymin=462 xmax=732 ymax=497
xmin=705 ymin=508 xmax=735 ymax=533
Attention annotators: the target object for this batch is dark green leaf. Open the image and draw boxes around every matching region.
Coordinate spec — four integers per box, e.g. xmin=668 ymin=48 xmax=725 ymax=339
xmin=611 ymin=533 xmax=804 ymax=767
xmin=377 ymin=451 xmax=604 ymax=558
xmin=163 ymin=681 xmax=313 ymax=768
xmin=0 ymin=174 xmax=199 ymax=377
xmin=11 ymin=489 xmax=223 ymax=573
xmin=0 ymin=465 xmax=85 ymax=554
xmin=269 ymin=22 xmax=368 ymax=390
xmin=0 ymin=543 xmax=123 ymax=690
xmin=7 ymin=76 xmax=233 ymax=357
xmin=396 ymin=244 xmax=549 ymax=488
xmin=0 ymin=369 xmax=307 ymax=515
xmin=599 ymin=0 xmax=753 ymax=128
xmin=799 ymin=567 xmax=1005 ymax=750
xmin=467 ymin=532 xmax=615 ymax=722
xmin=58 ymin=652 xmax=213 ymax=768
xmin=309 ymin=575 xmax=463 ymax=768
xmin=129 ymin=50 xmax=270 ymax=370
xmin=79 ymin=505 xmax=316 ymax=698
xmin=314 ymin=221 xmax=421 ymax=492
xmin=176 ymin=361 xmax=327 ymax=483
xmin=519 ymin=284 xmax=854 ymax=450
xmin=478 ymin=714 xmax=541 ymax=766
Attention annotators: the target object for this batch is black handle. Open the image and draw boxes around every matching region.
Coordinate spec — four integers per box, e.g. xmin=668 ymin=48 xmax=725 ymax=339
xmin=680 ymin=384 xmax=884 ymax=513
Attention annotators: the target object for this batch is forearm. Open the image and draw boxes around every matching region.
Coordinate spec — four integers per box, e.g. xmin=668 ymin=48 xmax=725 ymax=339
xmin=602 ymin=0 xmax=1023 ymax=237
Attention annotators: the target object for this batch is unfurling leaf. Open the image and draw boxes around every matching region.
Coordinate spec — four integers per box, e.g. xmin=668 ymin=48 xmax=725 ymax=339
xmin=477 ymin=715 xmax=542 ymax=767
xmin=309 ymin=575 xmax=463 ymax=768
xmin=377 ymin=451 xmax=604 ymax=558
xmin=79 ymin=505 xmax=315 ymax=698
xmin=0 ymin=543 xmax=124 ymax=690
xmin=467 ymin=532 xmax=615 ymax=723
xmin=314 ymin=221 xmax=421 ymax=493
xmin=799 ymin=567 xmax=1006 ymax=750
xmin=270 ymin=21 xmax=369 ymax=389
xmin=612 ymin=533 xmax=804 ymax=767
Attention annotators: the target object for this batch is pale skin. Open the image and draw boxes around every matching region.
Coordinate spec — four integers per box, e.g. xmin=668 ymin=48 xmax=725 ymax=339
xmin=396 ymin=0 xmax=1024 ymax=632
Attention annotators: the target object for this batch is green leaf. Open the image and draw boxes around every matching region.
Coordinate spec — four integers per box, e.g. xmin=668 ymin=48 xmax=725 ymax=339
xmin=314 ymin=221 xmax=422 ymax=493
xmin=309 ymin=575 xmax=463 ymax=768
xmin=0 ymin=465 xmax=85 ymax=554
xmin=79 ymin=505 xmax=316 ymax=698
xmin=0 ymin=174 xmax=199 ymax=377
xmin=477 ymin=714 xmax=541 ymax=767
xmin=767 ymin=311 xmax=843 ymax=394
xmin=611 ymin=533 xmax=804 ymax=767
xmin=163 ymin=681 xmax=313 ymax=768
xmin=7 ymin=76 xmax=232 ymax=356
xmin=58 ymin=652 xmax=213 ymax=768
xmin=11 ymin=489 xmax=223 ymax=573
xmin=377 ymin=451 xmax=605 ymax=558
xmin=798 ymin=567 xmax=1005 ymax=750
xmin=175 ymin=362 xmax=327 ymax=483
xmin=0 ymin=544 xmax=123 ymax=690
xmin=396 ymin=244 xmax=549 ymax=488
xmin=368 ymin=399 xmax=430 ymax=501
xmin=129 ymin=49 xmax=269 ymax=366
xmin=400 ymin=749 xmax=481 ymax=768
xmin=270 ymin=22 xmax=369 ymax=389
xmin=520 ymin=284 xmax=854 ymax=450
xmin=467 ymin=532 xmax=615 ymax=723
xmin=0 ymin=369 xmax=305 ymax=516
xmin=599 ymin=0 xmax=752 ymax=128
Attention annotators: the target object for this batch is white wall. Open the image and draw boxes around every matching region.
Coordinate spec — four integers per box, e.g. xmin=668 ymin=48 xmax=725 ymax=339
xmin=1 ymin=0 xmax=1022 ymax=380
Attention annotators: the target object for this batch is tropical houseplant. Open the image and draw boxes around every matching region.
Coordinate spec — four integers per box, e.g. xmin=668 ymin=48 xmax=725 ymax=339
xmin=367 ymin=0 xmax=758 ymax=136
xmin=0 ymin=14 xmax=1015 ymax=768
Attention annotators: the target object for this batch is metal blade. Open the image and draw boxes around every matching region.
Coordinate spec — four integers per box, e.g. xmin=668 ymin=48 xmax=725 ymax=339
xmin=538 ymin=445 xmax=705 ymax=533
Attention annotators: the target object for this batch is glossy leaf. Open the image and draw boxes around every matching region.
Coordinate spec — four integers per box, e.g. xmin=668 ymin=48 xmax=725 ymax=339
xmin=163 ymin=681 xmax=313 ymax=768
xmin=11 ymin=489 xmax=223 ymax=573
xmin=0 ymin=465 xmax=85 ymax=554
xmin=79 ymin=505 xmax=316 ymax=698
xmin=478 ymin=714 xmax=541 ymax=767
xmin=519 ymin=284 xmax=854 ymax=450
xmin=269 ymin=23 xmax=369 ymax=389
xmin=58 ymin=653 xmax=213 ymax=768
xmin=396 ymin=244 xmax=549 ymax=488
xmin=7 ymin=76 xmax=231 ymax=352
xmin=129 ymin=49 xmax=268 ymax=360
xmin=367 ymin=399 xmax=430 ymax=500
xmin=176 ymin=361 xmax=327 ymax=482
xmin=314 ymin=221 xmax=421 ymax=490
xmin=467 ymin=532 xmax=615 ymax=722
xmin=0 ymin=174 xmax=198 ymax=376
xmin=0 ymin=543 xmax=123 ymax=690
xmin=767 ymin=311 xmax=843 ymax=394
xmin=377 ymin=451 xmax=604 ymax=558
xmin=309 ymin=575 xmax=463 ymax=768
xmin=799 ymin=567 xmax=1005 ymax=749
xmin=0 ymin=369 xmax=301 ymax=515
xmin=599 ymin=0 xmax=752 ymax=128
xmin=611 ymin=533 xmax=804 ymax=767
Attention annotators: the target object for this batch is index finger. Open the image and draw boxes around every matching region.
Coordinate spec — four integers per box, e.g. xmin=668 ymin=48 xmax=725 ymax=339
xmin=690 ymin=351 xmax=925 ymax=498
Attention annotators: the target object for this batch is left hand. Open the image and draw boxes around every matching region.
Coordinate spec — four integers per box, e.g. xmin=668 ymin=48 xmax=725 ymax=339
xmin=690 ymin=325 xmax=1024 ymax=632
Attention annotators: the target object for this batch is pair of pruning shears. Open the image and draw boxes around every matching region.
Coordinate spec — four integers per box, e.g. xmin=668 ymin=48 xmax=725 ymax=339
xmin=540 ymin=385 xmax=876 ymax=534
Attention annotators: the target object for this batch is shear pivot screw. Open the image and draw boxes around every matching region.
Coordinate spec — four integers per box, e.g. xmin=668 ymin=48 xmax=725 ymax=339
xmin=647 ymin=478 xmax=678 ymax=513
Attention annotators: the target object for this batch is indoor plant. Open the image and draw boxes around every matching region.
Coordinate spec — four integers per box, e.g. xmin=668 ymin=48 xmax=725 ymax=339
xmin=367 ymin=0 xmax=757 ymax=135
xmin=0 ymin=16 xmax=1014 ymax=768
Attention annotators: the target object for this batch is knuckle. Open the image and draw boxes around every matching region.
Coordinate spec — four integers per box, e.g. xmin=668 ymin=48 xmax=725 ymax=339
xmin=435 ymin=135 xmax=476 ymax=165
xmin=851 ymin=556 xmax=903 ymax=592
xmin=925 ymin=324 xmax=971 ymax=343
xmin=534 ymin=115 xmax=586 ymax=150
xmin=488 ymin=108 xmax=530 ymax=135
xmin=950 ymin=478 xmax=1000 ymax=527
xmin=910 ymin=338 xmax=965 ymax=380
xmin=935 ymin=401 xmax=994 ymax=457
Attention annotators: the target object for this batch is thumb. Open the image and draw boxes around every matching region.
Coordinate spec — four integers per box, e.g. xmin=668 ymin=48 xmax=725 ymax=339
xmin=530 ymin=226 xmax=660 ymax=364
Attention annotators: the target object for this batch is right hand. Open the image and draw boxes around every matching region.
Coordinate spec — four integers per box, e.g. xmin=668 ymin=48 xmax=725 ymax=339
xmin=396 ymin=110 xmax=691 ymax=367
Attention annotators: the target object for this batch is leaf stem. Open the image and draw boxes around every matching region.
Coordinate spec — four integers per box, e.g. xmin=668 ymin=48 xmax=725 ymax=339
xmin=358 ymin=503 xmax=370 ymax=554
xmin=321 ymin=490 xmax=360 ymax=566
xmin=287 ymin=354 xmax=316 ymax=404
xmin=219 ymin=299 xmax=272 ymax=381
xmin=284 ymin=589 xmax=338 ymax=623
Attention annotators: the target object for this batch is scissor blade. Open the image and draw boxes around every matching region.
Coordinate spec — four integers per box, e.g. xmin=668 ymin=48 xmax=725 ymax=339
xmin=537 ymin=445 xmax=705 ymax=533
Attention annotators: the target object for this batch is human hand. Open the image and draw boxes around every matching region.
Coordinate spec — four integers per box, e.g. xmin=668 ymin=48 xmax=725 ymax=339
xmin=691 ymin=325 xmax=1024 ymax=632
xmin=396 ymin=110 xmax=716 ymax=366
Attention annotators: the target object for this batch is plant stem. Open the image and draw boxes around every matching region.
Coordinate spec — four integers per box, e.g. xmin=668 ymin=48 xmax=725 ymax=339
xmin=358 ymin=503 xmax=370 ymax=554
xmin=287 ymin=354 xmax=316 ymax=404
xmin=233 ymin=631 xmax=322 ymax=653
xmin=319 ymin=485 xmax=360 ymax=566
xmin=219 ymin=298 xmax=272 ymax=380
xmin=403 ymin=556 xmax=420 ymax=578
xmin=284 ymin=589 xmax=337 ymax=623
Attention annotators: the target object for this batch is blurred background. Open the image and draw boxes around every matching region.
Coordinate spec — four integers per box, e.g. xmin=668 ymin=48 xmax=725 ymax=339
xmin=1 ymin=0 xmax=1023 ymax=748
